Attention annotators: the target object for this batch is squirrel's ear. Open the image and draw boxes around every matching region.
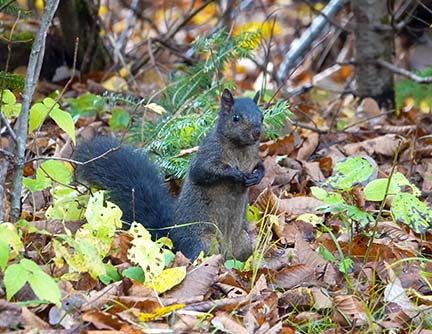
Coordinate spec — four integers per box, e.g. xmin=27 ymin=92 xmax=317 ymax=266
xmin=253 ymin=91 xmax=260 ymax=104
xmin=221 ymin=89 xmax=234 ymax=112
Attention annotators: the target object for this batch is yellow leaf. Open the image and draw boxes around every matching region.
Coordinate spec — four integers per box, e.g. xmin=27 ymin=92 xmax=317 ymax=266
xmin=114 ymin=20 xmax=126 ymax=34
xmin=118 ymin=65 xmax=131 ymax=78
xmin=99 ymin=5 xmax=108 ymax=16
xmin=128 ymin=223 xmax=168 ymax=278
xmin=419 ymin=99 xmax=431 ymax=113
xmin=234 ymin=21 xmax=282 ymax=39
xmin=137 ymin=303 xmax=185 ymax=322
xmin=403 ymin=96 xmax=415 ymax=108
xmin=102 ymin=76 xmax=128 ymax=92
xmin=35 ymin=0 xmax=44 ymax=14
xmin=146 ymin=103 xmax=167 ymax=116
xmin=191 ymin=2 xmax=217 ymax=25
xmin=147 ymin=267 xmax=187 ymax=294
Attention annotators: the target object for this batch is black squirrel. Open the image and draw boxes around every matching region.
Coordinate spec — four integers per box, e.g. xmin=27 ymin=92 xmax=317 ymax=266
xmin=74 ymin=89 xmax=264 ymax=260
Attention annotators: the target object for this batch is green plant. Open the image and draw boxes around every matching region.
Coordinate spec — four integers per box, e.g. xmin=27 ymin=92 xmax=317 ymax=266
xmin=0 ymin=72 xmax=25 ymax=91
xmin=29 ymin=97 xmax=76 ymax=143
xmin=0 ymin=89 xmax=22 ymax=118
xmin=0 ymin=0 xmax=29 ymax=15
xmin=395 ymin=66 xmax=432 ymax=111
xmin=312 ymin=156 xmax=432 ymax=234
xmin=0 ymin=224 xmax=62 ymax=307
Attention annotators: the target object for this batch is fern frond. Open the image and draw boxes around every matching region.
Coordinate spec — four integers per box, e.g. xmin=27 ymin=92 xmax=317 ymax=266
xmin=0 ymin=0 xmax=29 ymax=16
xmin=0 ymin=71 xmax=25 ymax=91
xmin=263 ymin=100 xmax=293 ymax=139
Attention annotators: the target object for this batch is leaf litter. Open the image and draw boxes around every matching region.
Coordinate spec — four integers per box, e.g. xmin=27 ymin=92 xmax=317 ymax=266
xmin=2 ymin=1 xmax=432 ymax=334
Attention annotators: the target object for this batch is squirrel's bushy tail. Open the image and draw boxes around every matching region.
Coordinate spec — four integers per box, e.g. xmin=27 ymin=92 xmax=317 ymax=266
xmin=73 ymin=136 xmax=175 ymax=239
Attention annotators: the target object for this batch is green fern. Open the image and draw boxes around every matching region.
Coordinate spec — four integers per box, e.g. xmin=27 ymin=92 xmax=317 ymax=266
xmin=263 ymin=100 xmax=292 ymax=139
xmin=0 ymin=71 xmax=25 ymax=91
xmin=0 ymin=0 xmax=29 ymax=16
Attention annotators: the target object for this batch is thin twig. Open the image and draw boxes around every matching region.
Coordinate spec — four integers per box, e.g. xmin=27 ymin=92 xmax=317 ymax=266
xmin=0 ymin=148 xmax=15 ymax=159
xmin=9 ymin=0 xmax=60 ymax=222
xmin=27 ymin=146 xmax=120 ymax=165
xmin=377 ymin=59 xmax=432 ymax=83
xmin=0 ymin=112 xmax=17 ymax=143
xmin=132 ymin=0 xmax=215 ymax=74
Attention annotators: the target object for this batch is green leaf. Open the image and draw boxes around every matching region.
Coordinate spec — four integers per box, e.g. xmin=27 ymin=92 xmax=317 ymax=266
xmin=310 ymin=186 xmax=345 ymax=207
xmin=50 ymin=106 xmax=76 ymax=144
xmin=23 ymin=168 xmax=51 ymax=192
xmin=128 ymin=222 xmax=169 ymax=280
xmin=109 ymin=109 xmax=130 ymax=130
xmin=29 ymin=101 xmax=50 ymax=133
xmin=122 ymin=266 xmax=146 ymax=282
xmin=2 ymin=102 xmax=21 ymax=119
xmin=46 ymin=186 xmax=88 ymax=221
xmin=4 ymin=263 xmax=28 ymax=300
xmin=99 ymin=264 xmax=122 ymax=285
xmin=323 ymin=156 xmax=377 ymax=190
xmin=224 ymin=259 xmax=244 ymax=270
xmin=338 ymin=257 xmax=353 ymax=274
xmin=391 ymin=193 xmax=432 ymax=234
xmin=2 ymin=89 xmax=16 ymax=104
xmin=67 ymin=93 xmax=104 ymax=119
xmin=296 ymin=213 xmax=323 ymax=226
xmin=84 ymin=191 xmax=122 ymax=231
xmin=20 ymin=259 xmax=61 ymax=307
xmin=0 ymin=239 xmax=9 ymax=272
xmin=317 ymin=245 xmax=336 ymax=262
xmin=0 ymin=224 xmax=23 ymax=255
xmin=346 ymin=205 xmax=374 ymax=227
xmin=39 ymin=160 xmax=73 ymax=185
xmin=246 ymin=205 xmax=261 ymax=222
xmin=364 ymin=172 xmax=421 ymax=201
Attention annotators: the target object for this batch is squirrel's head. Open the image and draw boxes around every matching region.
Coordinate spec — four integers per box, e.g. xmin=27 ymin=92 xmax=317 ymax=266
xmin=217 ymin=89 xmax=263 ymax=146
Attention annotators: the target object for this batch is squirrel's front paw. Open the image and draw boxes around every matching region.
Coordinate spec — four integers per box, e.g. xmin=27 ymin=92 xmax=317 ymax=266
xmin=244 ymin=168 xmax=264 ymax=187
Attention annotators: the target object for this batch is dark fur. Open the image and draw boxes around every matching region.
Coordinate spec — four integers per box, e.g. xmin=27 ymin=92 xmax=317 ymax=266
xmin=73 ymin=137 xmax=175 ymax=240
xmin=74 ymin=89 xmax=264 ymax=260
xmin=172 ymin=89 xmax=264 ymax=260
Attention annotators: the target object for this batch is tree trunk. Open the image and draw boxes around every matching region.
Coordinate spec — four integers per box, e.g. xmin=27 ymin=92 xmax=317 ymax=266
xmin=56 ymin=0 xmax=111 ymax=74
xmin=351 ymin=0 xmax=395 ymax=108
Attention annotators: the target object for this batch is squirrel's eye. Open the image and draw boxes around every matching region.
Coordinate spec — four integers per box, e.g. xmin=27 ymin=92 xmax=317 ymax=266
xmin=233 ymin=114 xmax=240 ymax=122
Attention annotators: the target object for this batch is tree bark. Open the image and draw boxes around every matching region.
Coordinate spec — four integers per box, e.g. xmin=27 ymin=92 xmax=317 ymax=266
xmin=351 ymin=0 xmax=395 ymax=108
xmin=56 ymin=0 xmax=111 ymax=74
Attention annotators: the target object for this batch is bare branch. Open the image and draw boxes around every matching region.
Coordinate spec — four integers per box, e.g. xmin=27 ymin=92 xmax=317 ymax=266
xmin=0 ymin=148 xmax=15 ymax=159
xmin=9 ymin=0 xmax=60 ymax=222
xmin=276 ymin=0 xmax=349 ymax=83
xmin=377 ymin=59 xmax=432 ymax=84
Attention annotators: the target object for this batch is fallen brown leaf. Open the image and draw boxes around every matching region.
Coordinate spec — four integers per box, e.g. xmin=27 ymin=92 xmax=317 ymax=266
xmin=211 ymin=312 xmax=249 ymax=334
xmin=332 ymin=295 xmax=368 ymax=326
xmin=164 ymin=255 xmax=222 ymax=300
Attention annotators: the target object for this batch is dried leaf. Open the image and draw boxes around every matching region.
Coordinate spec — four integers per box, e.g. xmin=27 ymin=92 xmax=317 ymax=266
xmin=164 ymin=255 xmax=221 ymax=300
xmin=332 ymin=295 xmax=368 ymax=326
